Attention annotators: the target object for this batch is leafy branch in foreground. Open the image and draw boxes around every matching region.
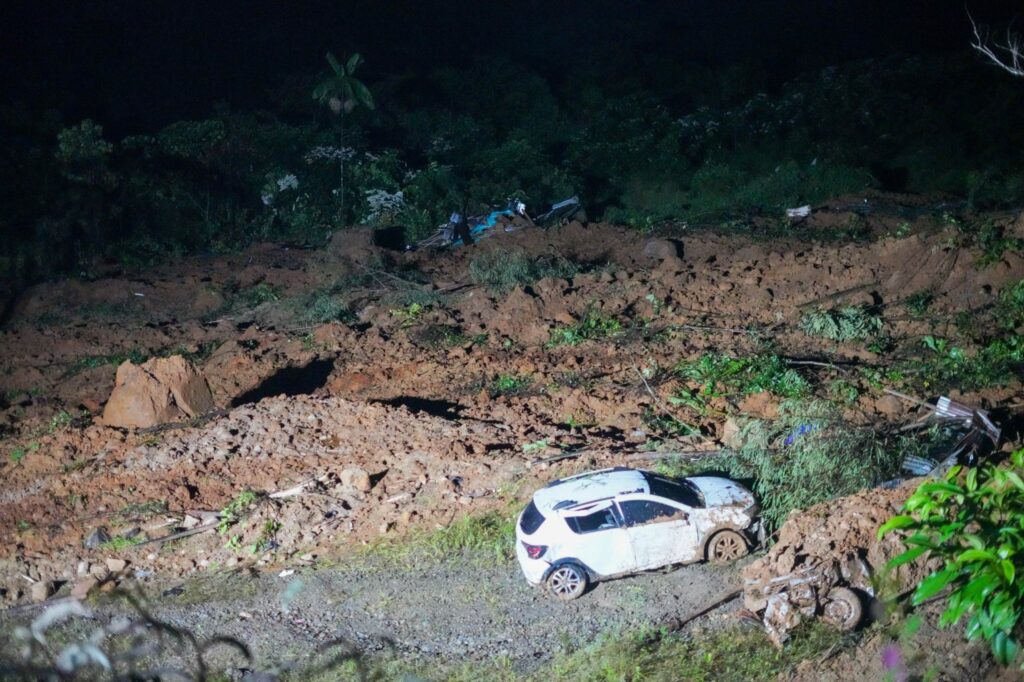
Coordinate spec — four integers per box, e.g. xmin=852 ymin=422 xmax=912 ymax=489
xmin=880 ymin=449 xmax=1024 ymax=668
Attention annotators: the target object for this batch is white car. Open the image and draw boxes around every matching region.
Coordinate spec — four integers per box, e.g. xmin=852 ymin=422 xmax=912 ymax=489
xmin=515 ymin=467 xmax=761 ymax=600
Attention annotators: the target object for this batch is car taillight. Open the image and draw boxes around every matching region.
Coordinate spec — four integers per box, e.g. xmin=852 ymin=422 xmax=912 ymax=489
xmin=522 ymin=542 xmax=547 ymax=559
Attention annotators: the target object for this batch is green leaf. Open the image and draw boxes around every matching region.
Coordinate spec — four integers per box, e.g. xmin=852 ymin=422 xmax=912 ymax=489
xmin=956 ymin=548 xmax=997 ymax=563
xmin=991 ymin=631 xmax=1019 ymax=666
xmin=346 ymin=52 xmax=362 ymax=74
xmin=878 ymin=515 xmax=916 ymax=538
xmin=1006 ymin=471 xmax=1024 ymax=492
xmin=326 ymin=51 xmax=343 ymax=76
xmin=887 ymin=545 xmax=928 ymax=569
xmin=351 ymin=79 xmax=375 ymax=110
xmin=1002 ymin=559 xmax=1016 ymax=584
xmin=913 ymin=568 xmax=957 ymax=604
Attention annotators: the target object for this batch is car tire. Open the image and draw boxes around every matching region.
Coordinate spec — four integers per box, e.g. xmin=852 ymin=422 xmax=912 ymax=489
xmin=546 ymin=563 xmax=588 ymax=600
xmin=706 ymin=529 xmax=748 ymax=563
xmin=821 ymin=587 xmax=863 ymax=631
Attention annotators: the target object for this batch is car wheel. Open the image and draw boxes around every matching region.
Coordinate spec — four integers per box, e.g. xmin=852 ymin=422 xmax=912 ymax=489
xmin=821 ymin=587 xmax=863 ymax=631
xmin=706 ymin=529 xmax=748 ymax=563
xmin=546 ymin=563 xmax=587 ymax=600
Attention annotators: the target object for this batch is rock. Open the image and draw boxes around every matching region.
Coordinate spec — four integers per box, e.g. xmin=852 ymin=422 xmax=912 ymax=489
xmin=874 ymin=394 xmax=904 ymax=418
xmin=30 ymin=580 xmax=53 ymax=603
xmin=182 ymin=514 xmax=201 ymax=529
xmin=642 ymin=238 xmax=681 ymax=261
xmin=84 ymin=527 xmax=110 ymax=549
xmin=105 ymin=558 xmax=128 ymax=573
xmin=721 ymin=417 xmax=742 ymax=448
xmin=102 ymin=355 xmax=215 ymax=429
xmin=340 ymin=467 xmax=372 ymax=493
xmin=89 ymin=564 xmax=111 ymax=582
xmin=71 ymin=577 xmax=99 ymax=599
xmin=738 ymin=392 xmax=780 ymax=419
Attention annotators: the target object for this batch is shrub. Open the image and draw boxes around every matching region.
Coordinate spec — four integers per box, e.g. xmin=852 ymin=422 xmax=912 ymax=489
xmin=488 ymin=373 xmax=533 ymax=398
xmin=799 ymin=305 xmax=883 ymax=341
xmin=880 ymin=449 xmax=1024 ymax=668
xmin=720 ymin=400 xmax=901 ymax=531
xmin=469 ymin=250 xmax=582 ymax=293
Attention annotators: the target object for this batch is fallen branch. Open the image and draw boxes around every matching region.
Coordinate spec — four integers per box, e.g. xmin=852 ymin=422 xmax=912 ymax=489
xmin=622 ymin=449 xmax=719 ymax=463
xmin=528 ymin=451 xmax=583 ymax=467
xmin=136 ymin=522 xmax=219 ymax=547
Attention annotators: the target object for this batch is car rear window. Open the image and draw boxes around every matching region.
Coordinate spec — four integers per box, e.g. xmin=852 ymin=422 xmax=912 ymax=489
xmin=519 ymin=500 xmax=546 ymax=535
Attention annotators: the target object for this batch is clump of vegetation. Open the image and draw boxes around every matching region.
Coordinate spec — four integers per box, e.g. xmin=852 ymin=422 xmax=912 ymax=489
xmin=674 ymin=353 xmax=809 ymax=411
xmin=799 ymin=305 xmax=883 ymax=342
xmin=905 ymin=290 xmax=934 ymax=317
xmin=390 ymin=301 xmax=427 ymax=328
xmin=916 ymin=335 xmax=1024 ymax=391
xmin=469 ymin=251 xmax=583 ymax=293
xmin=641 ymin=407 xmax=700 ymax=438
xmin=102 ymin=535 xmax=144 ymax=551
xmin=715 ymin=400 xmax=901 ymax=531
xmin=217 ymin=491 xmax=260 ymax=534
xmin=880 ymin=449 xmax=1024 ymax=669
xmin=976 ymin=221 xmax=1024 ymax=266
xmin=303 ymin=292 xmax=354 ymax=325
xmin=241 ymin=282 xmax=281 ymax=307
xmin=8 ymin=441 xmax=40 ymax=464
xmin=65 ymin=348 xmax=149 ymax=376
xmin=548 ymin=310 xmax=621 ymax=346
xmin=488 ymin=373 xmax=533 ymax=398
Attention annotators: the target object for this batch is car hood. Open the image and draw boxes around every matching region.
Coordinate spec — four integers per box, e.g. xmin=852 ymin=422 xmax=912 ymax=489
xmin=687 ymin=476 xmax=755 ymax=508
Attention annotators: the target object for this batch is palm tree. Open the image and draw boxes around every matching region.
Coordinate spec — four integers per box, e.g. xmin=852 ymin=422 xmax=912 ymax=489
xmin=313 ymin=52 xmax=375 ymax=223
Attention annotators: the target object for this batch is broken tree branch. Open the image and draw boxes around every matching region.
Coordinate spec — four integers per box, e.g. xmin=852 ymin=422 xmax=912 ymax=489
xmin=970 ymin=12 xmax=1024 ymax=78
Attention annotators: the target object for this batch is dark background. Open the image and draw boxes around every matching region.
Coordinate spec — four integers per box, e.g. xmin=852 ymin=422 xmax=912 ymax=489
xmin=3 ymin=1 xmax=1021 ymax=134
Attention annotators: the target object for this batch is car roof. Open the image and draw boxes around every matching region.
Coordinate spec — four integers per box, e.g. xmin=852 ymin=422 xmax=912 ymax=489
xmin=533 ymin=467 xmax=650 ymax=514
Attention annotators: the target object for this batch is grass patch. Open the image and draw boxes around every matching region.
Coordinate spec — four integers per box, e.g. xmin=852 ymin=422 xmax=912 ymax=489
xmin=469 ymin=250 xmax=583 ymax=294
xmin=548 ymin=310 xmax=621 ymax=347
xmin=799 ymin=305 xmax=882 ymax=342
xmin=488 ymin=373 xmax=533 ymax=398
xmin=370 ymin=621 xmax=848 ymax=682
xmin=101 ymin=536 xmax=144 ymax=551
xmin=914 ymin=334 xmax=1024 ymax=391
xmin=904 ymin=290 xmax=934 ymax=317
xmin=8 ymin=441 xmax=39 ymax=464
xmin=365 ymin=509 xmax=516 ymax=566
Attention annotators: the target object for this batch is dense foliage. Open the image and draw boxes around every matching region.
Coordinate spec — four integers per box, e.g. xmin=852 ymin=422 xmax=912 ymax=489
xmin=2 ymin=52 xmax=1023 ymax=286
xmin=880 ymin=450 xmax=1024 ymax=668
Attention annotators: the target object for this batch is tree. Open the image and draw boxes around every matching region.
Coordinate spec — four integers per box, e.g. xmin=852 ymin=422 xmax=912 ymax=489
xmin=970 ymin=13 xmax=1024 ymax=78
xmin=312 ymin=52 xmax=375 ymax=224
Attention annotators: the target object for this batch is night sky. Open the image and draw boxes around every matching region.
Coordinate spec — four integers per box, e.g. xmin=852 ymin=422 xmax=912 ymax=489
xmin=3 ymin=1 xmax=1022 ymax=134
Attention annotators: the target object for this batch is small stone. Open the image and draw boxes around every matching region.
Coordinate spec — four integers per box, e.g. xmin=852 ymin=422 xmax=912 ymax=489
xmin=340 ymin=467 xmax=372 ymax=493
xmin=30 ymin=581 xmax=53 ymax=603
xmin=71 ymin=577 xmax=99 ymax=599
xmin=182 ymin=515 xmax=201 ymax=529
xmin=84 ymin=527 xmax=111 ymax=549
xmin=378 ymin=521 xmax=393 ymax=535
xmin=89 ymin=564 xmax=110 ymax=581
xmin=76 ymin=560 xmax=89 ymax=578
xmin=105 ymin=558 xmax=128 ymax=573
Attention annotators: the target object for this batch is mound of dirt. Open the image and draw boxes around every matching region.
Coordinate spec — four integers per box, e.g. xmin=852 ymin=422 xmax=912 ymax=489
xmin=742 ymin=481 xmax=936 ymax=643
xmin=102 ymin=356 xmax=215 ymax=428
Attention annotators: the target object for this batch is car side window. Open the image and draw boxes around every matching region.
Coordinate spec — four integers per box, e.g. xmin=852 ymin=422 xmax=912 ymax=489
xmin=619 ymin=500 xmax=686 ymax=527
xmin=566 ymin=507 xmax=619 ymax=534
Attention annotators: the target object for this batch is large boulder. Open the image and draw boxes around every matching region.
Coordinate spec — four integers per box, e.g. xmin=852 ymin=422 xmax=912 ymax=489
xmin=102 ymin=355 xmax=215 ymax=428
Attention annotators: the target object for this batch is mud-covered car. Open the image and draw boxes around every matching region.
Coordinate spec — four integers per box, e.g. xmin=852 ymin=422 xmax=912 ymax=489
xmin=515 ymin=467 xmax=761 ymax=600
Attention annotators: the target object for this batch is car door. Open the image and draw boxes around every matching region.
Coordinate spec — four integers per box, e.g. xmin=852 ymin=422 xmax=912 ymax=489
xmin=617 ymin=495 xmax=701 ymax=570
xmin=559 ymin=500 xmax=636 ymax=578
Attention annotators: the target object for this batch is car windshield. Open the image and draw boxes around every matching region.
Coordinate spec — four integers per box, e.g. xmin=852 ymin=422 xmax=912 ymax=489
xmin=645 ymin=474 xmax=704 ymax=508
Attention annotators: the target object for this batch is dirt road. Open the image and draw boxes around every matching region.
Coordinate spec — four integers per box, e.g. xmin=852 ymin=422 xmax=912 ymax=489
xmin=0 ymin=553 xmax=744 ymax=674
